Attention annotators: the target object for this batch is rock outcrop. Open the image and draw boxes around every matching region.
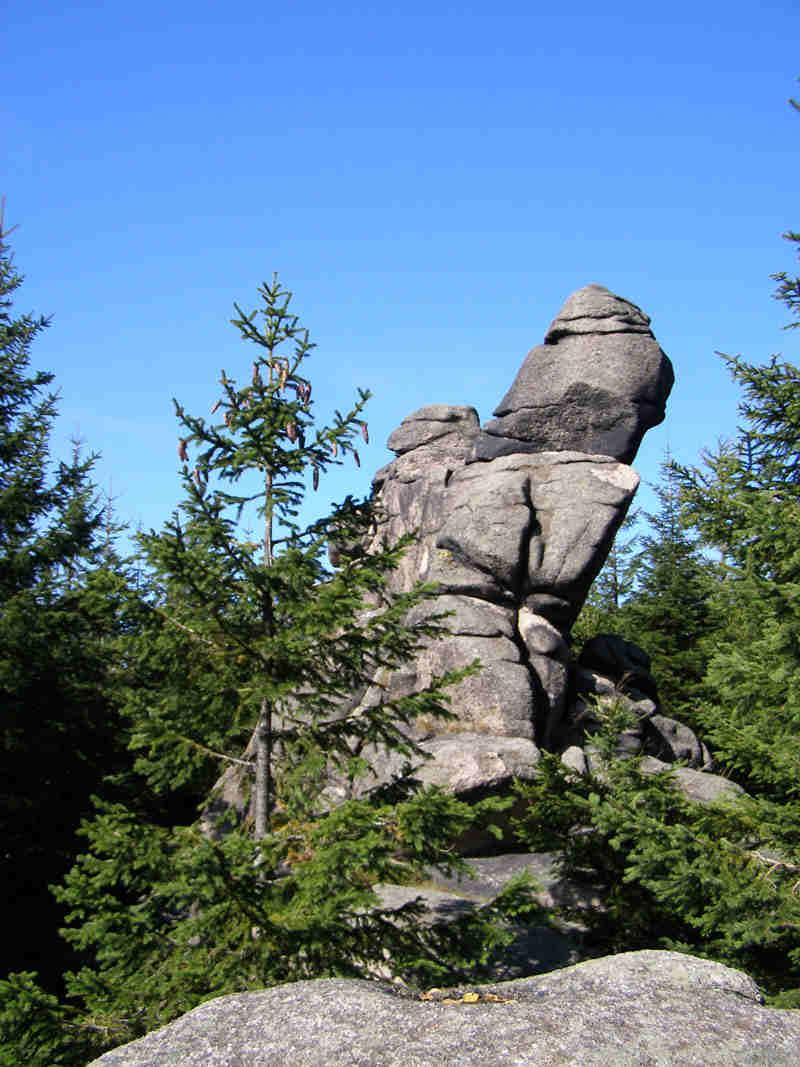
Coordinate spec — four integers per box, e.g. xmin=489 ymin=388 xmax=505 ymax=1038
xmin=91 ymin=951 xmax=800 ymax=1066
xmin=349 ymin=284 xmax=685 ymax=797
xmin=210 ymin=283 xmax=737 ymax=822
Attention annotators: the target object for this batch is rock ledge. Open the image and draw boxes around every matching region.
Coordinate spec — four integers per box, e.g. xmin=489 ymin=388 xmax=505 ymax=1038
xmin=92 ymin=950 xmax=800 ymax=1066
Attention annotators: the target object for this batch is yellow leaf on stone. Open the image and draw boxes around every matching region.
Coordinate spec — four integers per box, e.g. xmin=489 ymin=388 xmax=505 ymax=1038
xmin=462 ymin=992 xmax=480 ymax=1003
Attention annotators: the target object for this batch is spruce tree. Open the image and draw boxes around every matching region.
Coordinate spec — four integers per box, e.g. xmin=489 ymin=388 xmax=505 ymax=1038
xmin=620 ymin=459 xmax=716 ymax=721
xmin=512 ymin=699 xmax=800 ymax=1000
xmin=515 ymin=99 xmax=800 ymax=1001
xmin=676 ymin=176 xmax=800 ymax=802
xmin=571 ymin=508 xmax=640 ymax=647
xmin=44 ymin=277 xmax=531 ymax=1058
xmin=125 ymin=274 xmax=478 ymax=829
xmin=0 ymin=211 xmax=131 ymax=990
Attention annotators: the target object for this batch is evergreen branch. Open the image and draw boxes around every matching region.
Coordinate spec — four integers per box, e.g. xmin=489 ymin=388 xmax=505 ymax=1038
xmin=176 ymin=734 xmax=255 ymax=769
xmin=151 ymin=606 xmax=221 ymax=650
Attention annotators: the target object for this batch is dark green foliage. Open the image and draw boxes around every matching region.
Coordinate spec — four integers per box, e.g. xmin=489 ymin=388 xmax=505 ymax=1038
xmin=127 ymin=276 xmax=477 ymax=830
xmin=39 ymin=276 xmax=532 ymax=1057
xmin=0 ymin=218 xmax=133 ymax=989
xmin=573 ymin=464 xmax=716 ymax=723
xmin=676 ymin=223 xmax=800 ymax=801
xmin=51 ymin=789 xmax=534 ymax=1048
xmin=619 ymin=461 xmax=717 ymax=721
xmin=0 ymin=971 xmax=100 ymax=1067
xmin=571 ymin=509 xmax=640 ymax=647
xmin=513 ymin=701 xmax=800 ymax=1000
xmin=530 ymin=164 xmax=800 ymax=1004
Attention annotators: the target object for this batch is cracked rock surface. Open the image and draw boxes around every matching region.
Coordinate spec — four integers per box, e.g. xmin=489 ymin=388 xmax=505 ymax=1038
xmin=209 ymin=285 xmax=734 ymax=821
xmin=355 ymin=285 xmax=678 ymax=794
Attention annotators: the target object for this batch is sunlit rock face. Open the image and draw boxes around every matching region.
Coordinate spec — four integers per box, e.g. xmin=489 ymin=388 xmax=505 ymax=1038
xmin=208 ymin=286 xmax=697 ymax=824
xmin=475 ymin=284 xmax=674 ymax=464
xmin=353 ymin=285 xmax=676 ymax=792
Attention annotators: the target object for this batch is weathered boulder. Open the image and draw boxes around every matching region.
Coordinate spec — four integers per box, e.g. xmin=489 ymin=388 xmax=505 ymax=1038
xmin=90 ymin=951 xmax=800 ymax=1066
xmin=373 ymin=882 xmax=578 ymax=980
xmin=639 ymin=757 xmax=746 ymax=804
xmin=205 ymin=285 xmax=694 ymax=820
xmin=432 ymin=452 xmax=639 ymax=627
xmin=385 ymin=403 xmax=480 ymax=456
xmin=423 ymin=850 xmax=604 ymax=915
xmin=578 ymin=632 xmax=658 ymax=700
xmin=353 ymin=286 xmax=672 ymax=792
xmin=369 ymin=404 xmax=479 ymax=593
xmin=335 ymin=732 xmax=541 ymax=803
xmin=644 ymin=713 xmax=713 ymax=769
xmin=475 ymin=284 xmax=674 ymax=463
xmin=569 ymin=642 xmax=713 ymax=771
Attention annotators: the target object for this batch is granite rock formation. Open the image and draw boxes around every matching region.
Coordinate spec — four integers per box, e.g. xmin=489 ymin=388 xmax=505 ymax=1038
xmin=345 ymin=284 xmax=694 ymax=799
xmin=91 ymin=951 xmax=800 ymax=1066
xmin=476 ymin=283 xmax=674 ymax=463
xmin=210 ymin=283 xmax=733 ymax=821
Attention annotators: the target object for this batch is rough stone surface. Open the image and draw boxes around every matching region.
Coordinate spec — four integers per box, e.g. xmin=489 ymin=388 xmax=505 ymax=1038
xmin=344 ymin=287 xmax=675 ymax=794
xmin=644 ymin=714 xmax=713 ymax=769
xmin=561 ymin=744 xmax=589 ymax=775
xmin=351 ymin=733 xmax=542 ymax=800
xmin=545 ymin=283 xmax=654 ymax=342
xmin=386 ymin=404 xmax=480 ymax=456
xmin=373 ymin=883 xmax=578 ymax=979
xmin=640 ymin=757 xmax=746 ymax=804
xmin=424 ymin=851 xmax=603 ymax=914
xmin=574 ymin=749 xmax=745 ymax=805
xmin=433 ymin=453 xmax=639 ymax=619
xmin=479 ymin=284 xmax=674 ymax=464
xmin=205 ymin=285 xmax=703 ymax=819
xmin=578 ymin=633 xmax=658 ymax=699
xmin=91 ymin=951 xmax=800 ymax=1066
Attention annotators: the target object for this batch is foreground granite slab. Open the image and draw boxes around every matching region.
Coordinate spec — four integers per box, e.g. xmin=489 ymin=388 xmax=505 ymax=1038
xmin=92 ymin=950 xmax=800 ymax=1066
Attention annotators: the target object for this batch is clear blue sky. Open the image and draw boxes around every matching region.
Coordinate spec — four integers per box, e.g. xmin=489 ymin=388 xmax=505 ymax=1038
xmin=4 ymin=0 xmax=799 ymax=541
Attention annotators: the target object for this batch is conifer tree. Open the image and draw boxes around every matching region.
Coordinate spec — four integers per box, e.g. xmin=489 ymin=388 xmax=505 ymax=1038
xmin=0 ymin=210 xmax=132 ymax=990
xmin=512 ymin=699 xmax=800 ymax=1000
xmin=570 ymin=509 xmax=640 ymax=646
xmin=620 ymin=460 xmax=716 ymax=720
xmin=41 ymin=277 xmax=531 ymax=1059
xmin=515 ymin=95 xmax=800 ymax=1002
xmin=126 ymin=275 xmax=477 ymax=830
xmin=676 ymin=161 xmax=800 ymax=800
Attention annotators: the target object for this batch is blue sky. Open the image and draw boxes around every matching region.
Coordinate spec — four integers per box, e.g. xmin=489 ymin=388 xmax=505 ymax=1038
xmin=4 ymin=0 xmax=799 ymax=542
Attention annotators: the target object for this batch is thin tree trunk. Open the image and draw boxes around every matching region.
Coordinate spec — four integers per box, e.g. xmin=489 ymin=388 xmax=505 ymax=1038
xmin=254 ymin=457 xmax=275 ymax=840
xmin=254 ymin=696 xmax=272 ymax=839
